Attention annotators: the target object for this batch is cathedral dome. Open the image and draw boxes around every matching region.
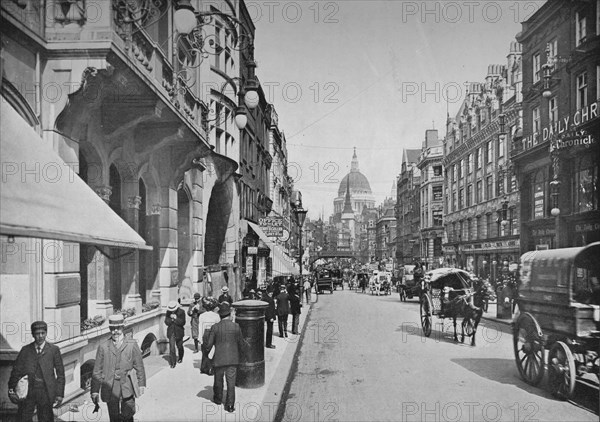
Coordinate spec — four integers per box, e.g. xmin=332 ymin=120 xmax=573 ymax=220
xmin=337 ymin=172 xmax=372 ymax=196
xmin=337 ymin=148 xmax=372 ymax=196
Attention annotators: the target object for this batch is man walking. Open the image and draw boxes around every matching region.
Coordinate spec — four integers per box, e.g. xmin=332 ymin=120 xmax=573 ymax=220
xmin=165 ymin=300 xmax=186 ymax=368
xmin=188 ymin=293 xmax=204 ymax=353
xmin=303 ymin=277 xmax=312 ymax=304
xmin=218 ymin=286 xmax=233 ymax=305
xmin=206 ymin=302 xmax=246 ymax=413
xmin=261 ymin=287 xmax=276 ymax=348
xmin=8 ymin=321 xmax=65 ymax=422
xmin=91 ymin=314 xmax=146 ymax=422
xmin=276 ymin=284 xmax=290 ymax=337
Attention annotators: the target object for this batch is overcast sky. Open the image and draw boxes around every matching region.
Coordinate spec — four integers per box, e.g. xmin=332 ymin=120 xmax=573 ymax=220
xmin=251 ymin=0 xmax=546 ymax=219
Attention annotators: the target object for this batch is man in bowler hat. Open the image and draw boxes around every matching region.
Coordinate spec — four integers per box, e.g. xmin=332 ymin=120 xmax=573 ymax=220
xmin=261 ymin=286 xmax=276 ymax=348
xmin=8 ymin=320 xmax=65 ymax=422
xmin=276 ymin=284 xmax=291 ymax=337
xmin=206 ymin=302 xmax=246 ymax=413
xmin=91 ymin=314 xmax=146 ymax=422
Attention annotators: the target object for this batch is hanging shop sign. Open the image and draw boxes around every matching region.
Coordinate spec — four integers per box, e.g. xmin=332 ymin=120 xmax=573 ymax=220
xmin=259 ymin=217 xmax=283 ymax=238
xmin=521 ymin=100 xmax=599 ymax=152
xmin=247 ymin=246 xmax=258 ymax=255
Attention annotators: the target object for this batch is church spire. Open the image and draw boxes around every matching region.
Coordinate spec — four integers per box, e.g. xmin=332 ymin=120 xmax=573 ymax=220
xmin=342 ymin=174 xmax=353 ymax=215
xmin=351 ymin=147 xmax=359 ymax=172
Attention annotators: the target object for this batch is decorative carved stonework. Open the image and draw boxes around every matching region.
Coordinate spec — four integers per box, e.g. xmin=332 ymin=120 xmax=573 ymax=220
xmin=95 ymin=186 xmax=112 ymax=203
xmin=149 ymin=204 xmax=161 ymax=215
xmin=127 ymin=196 xmax=142 ymax=210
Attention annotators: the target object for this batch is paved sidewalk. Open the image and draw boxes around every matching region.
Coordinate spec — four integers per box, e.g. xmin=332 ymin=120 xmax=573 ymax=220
xmin=57 ymin=298 xmax=315 ymax=422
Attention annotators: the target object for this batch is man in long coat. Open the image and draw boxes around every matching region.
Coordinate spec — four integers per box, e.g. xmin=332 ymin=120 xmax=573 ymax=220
xmin=206 ymin=302 xmax=246 ymax=413
xmin=165 ymin=300 xmax=186 ymax=367
xmin=276 ymin=284 xmax=290 ymax=337
xmin=91 ymin=314 xmax=146 ymax=422
xmin=8 ymin=320 xmax=65 ymax=422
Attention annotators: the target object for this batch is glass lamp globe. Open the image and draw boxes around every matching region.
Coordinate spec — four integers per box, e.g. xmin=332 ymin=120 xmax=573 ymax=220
xmin=550 ymin=207 xmax=561 ymax=217
xmin=174 ymin=2 xmax=197 ymax=35
xmin=234 ymin=112 xmax=248 ymax=130
xmin=244 ymin=90 xmax=259 ymax=109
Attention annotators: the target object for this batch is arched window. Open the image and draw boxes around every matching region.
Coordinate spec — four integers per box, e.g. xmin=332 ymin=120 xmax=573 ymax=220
xmin=573 ymin=155 xmax=598 ymax=213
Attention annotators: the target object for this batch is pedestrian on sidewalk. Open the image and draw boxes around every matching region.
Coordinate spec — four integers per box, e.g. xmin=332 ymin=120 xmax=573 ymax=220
xmin=218 ymin=286 xmax=233 ymax=305
xmin=303 ymin=277 xmax=312 ymax=304
xmin=199 ymin=297 xmax=220 ymax=375
xmin=8 ymin=320 xmax=65 ymax=422
xmin=165 ymin=300 xmax=186 ymax=368
xmin=206 ymin=302 xmax=246 ymax=413
xmin=261 ymin=286 xmax=276 ymax=348
xmin=188 ymin=293 xmax=205 ymax=353
xmin=289 ymin=283 xmax=302 ymax=335
xmin=276 ymin=284 xmax=290 ymax=337
xmin=91 ymin=315 xmax=146 ymax=422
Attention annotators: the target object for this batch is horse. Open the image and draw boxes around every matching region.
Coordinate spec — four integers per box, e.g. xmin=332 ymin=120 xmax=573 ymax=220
xmin=442 ymin=278 xmax=496 ymax=346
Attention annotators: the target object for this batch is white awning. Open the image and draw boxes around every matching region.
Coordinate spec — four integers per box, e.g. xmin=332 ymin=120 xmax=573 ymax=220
xmin=247 ymin=221 xmax=298 ymax=276
xmin=0 ymin=101 xmax=152 ymax=250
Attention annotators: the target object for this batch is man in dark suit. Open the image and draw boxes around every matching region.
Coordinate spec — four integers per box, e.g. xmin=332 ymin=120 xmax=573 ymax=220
xmin=276 ymin=284 xmax=290 ymax=337
xmin=261 ymin=287 xmax=276 ymax=348
xmin=218 ymin=286 xmax=233 ymax=305
xmin=165 ymin=300 xmax=186 ymax=368
xmin=8 ymin=320 xmax=65 ymax=422
xmin=91 ymin=314 xmax=146 ymax=422
xmin=206 ymin=302 xmax=246 ymax=413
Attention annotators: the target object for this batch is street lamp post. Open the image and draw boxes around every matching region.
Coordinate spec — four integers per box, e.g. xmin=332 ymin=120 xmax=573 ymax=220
xmin=294 ymin=207 xmax=308 ymax=281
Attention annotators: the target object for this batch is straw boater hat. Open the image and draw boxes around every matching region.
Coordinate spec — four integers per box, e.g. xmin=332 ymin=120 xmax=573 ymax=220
xmin=108 ymin=314 xmax=125 ymax=328
xmin=167 ymin=300 xmax=180 ymax=312
xmin=221 ymin=286 xmax=229 ymax=293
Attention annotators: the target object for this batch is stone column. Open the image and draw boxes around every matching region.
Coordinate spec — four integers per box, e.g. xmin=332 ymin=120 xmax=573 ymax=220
xmin=86 ymin=185 xmax=113 ymax=318
xmin=121 ymin=195 xmax=142 ymax=315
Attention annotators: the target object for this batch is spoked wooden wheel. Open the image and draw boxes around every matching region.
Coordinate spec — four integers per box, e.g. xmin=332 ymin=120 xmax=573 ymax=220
xmin=548 ymin=341 xmax=576 ymax=400
xmin=513 ymin=313 xmax=545 ymax=386
xmin=420 ymin=295 xmax=433 ymax=337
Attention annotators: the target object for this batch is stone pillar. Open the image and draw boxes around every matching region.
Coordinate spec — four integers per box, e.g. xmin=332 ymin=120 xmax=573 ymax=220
xmin=87 ymin=185 xmax=113 ymax=318
xmin=122 ymin=195 xmax=142 ymax=315
xmin=145 ymin=203 xmax=162 ymax=303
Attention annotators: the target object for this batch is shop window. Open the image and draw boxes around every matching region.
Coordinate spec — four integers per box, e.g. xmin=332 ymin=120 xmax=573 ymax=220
xmin=574 ymin=156 xmax=598 ymax=213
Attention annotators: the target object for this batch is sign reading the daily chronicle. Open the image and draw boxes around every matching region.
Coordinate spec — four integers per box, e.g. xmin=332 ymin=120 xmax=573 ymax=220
xmin=521 ymin=100 xmax=598 ymax=152
xmin=259 ymin=217 xmax=283 ymax=237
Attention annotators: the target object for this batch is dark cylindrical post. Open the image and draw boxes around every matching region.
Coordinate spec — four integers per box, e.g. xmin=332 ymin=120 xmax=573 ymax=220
xmin=232 ymin=299 xmax=268 ymax=388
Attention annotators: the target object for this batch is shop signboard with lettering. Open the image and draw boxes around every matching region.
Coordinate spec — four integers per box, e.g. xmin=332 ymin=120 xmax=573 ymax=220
xmin=534 ymin=185 xmax=545 ymax=218
xmin=259 ymin=217 xmax=283 ymax=237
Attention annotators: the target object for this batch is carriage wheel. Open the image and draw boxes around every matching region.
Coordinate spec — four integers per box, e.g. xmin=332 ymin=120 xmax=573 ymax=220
xmin=420 ymin=296 xmax=432 ymax=337
xmin=513 ymin=313 xmax=545 ymax=386
xmin=548 ymin=341 xmax=576 ymax=400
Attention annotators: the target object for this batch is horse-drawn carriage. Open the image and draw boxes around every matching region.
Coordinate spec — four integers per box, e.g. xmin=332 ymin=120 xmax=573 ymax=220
xmin=398 ymin=264 xmax=420 ymax=301
xmin=513 ymin=242 xmax=600 ymax=399
xmin=420 ymin=268 xmax=496 ymax=346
